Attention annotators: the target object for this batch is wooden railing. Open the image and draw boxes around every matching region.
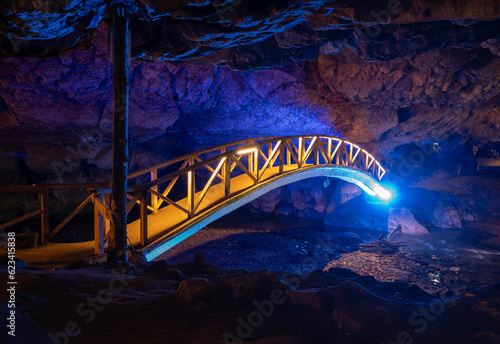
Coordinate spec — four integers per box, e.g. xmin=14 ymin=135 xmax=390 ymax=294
xmin=0 ymin=135 xmax=386 ymax=255
xmin=0 ymin=183 xmax=115 ymax=255
xmin=125 ymin=135 xmax=386 ymax=246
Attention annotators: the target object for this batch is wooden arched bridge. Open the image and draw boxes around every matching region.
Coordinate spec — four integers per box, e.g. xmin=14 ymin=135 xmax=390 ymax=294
xmin=0 ymin=135 xmax=391 ymax=264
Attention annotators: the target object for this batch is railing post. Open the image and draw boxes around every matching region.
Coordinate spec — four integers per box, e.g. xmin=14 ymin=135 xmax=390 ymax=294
xmin=248 ymin=150 xmax=254 ymax=176
xmin=40 ymin=188 xmax=50 ymax=244
xmin=140 ymin=191 xmax=148 ymax=246
xmin=224 ymin=156 xmax=231 ymax=199
xmin=187 ymin=170 xmax=195 ymax=217
xmin=298 ymin=137 xmax=303 ymax=167
xmin=327 ymin=138 xmax=332 ymax=163
xmin=104 ymin=193 xmax=111 ymax=236
xmin=150 ymin=169 xmax=158 ymax=213
xmin=349 ymin=143 xmax=353 ymax=164
xmin=314 ymin=139 xmax=320 ymax=165
xmin=253 ymin=150 xmax=259 ymax=181
xmin=279 ymin=141 xmax=284 ymax=174
xmin=336 ymin=141 xmax=342 ymax=165
xmin=286 ymin=140 xmax=291 ymax=166
xmin=94 ymin=191 xmax=104 ymax=255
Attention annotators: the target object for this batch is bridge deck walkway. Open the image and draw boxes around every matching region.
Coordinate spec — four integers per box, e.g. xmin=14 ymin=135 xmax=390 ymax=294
xmin=13 ymin=165 xmax=293 ymax=268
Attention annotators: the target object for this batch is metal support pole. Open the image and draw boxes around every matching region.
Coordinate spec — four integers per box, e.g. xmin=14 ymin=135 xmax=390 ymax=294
xmin=109 ymin=6 xmax=129 ymax=262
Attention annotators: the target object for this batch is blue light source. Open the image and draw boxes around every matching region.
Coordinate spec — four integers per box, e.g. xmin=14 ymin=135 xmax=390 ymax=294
xmin=374 ymin=185 xmax=392 ymax=200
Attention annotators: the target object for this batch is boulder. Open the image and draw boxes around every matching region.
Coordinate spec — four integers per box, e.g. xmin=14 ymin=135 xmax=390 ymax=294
xmin=432 ymin=206 xmax=462 ymax=228
xmin=389 ymin=207 xmax=428 ymax=234
xmin=250 ymin=187 xmax=283 ymax=213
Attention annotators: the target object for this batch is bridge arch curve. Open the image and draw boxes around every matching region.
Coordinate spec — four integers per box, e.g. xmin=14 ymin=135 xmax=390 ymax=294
xmin=124 ymin=136 xmax=391 ymax=261
xmin=139 ymin=165 xmax=390 ymax=261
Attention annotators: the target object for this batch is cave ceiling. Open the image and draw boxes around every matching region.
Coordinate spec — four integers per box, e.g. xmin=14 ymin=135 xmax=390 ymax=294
xmin=0 ymin=0 xmax=499 ymax=169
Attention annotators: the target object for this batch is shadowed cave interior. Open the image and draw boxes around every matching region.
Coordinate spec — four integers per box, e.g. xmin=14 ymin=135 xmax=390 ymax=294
xmin=1 ymin=1 xmax=500 ymax=343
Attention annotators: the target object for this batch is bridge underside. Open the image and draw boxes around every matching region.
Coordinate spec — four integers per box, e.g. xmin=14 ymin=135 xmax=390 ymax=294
xmin=131 ymin=164 xmax=388 ymax=262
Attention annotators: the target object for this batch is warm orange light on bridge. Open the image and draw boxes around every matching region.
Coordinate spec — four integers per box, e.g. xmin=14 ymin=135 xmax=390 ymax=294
xmin=237 ymin=148 xmax=258 ymax=155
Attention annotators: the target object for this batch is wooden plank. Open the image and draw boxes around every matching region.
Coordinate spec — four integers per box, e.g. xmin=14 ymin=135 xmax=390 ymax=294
xmin=126 ymin=137 xmax=276 ymax=180
xmin=258 ymin=141 xmax=281 ymax=180
xmin=314 ymin=139 xmax=320 ymax=165
xmin=126 ymin=192 xmax=140 ymax=215
xmin=302 ymin=136 xmax=317 ymax=164
xmin=187 ymin=170 xmax=195 ymax=216
xmin=224 ymin=156 xmax=231 ymax=198
xmin=287 ymin=144 xmax=291 ymax=165
xmin=327 ymin=138 xmax=332 ymax=160
xmin=258 ymin=147 xmax=267 ymax=161
xmin=335 ymin=140 xmax=343 ymax=165
xmin=103 ymin=193 xmax=111 ymax=239
xmin=148 ymin=188 xmax=190 ymax=215
xmin=317 ymin=140 xmax=330 ymax=164
xmin=283 ymin=140 xmax=300 ymax=166
xmin=195 ymin=156 xmax=224 ymax=181
xmin=143 ymin=138 xmax=290 ymax=189
xmin=0 ymin=186 xmax=45 ymax=194
xmin=48 ymin=182 xmax=111 ymax=190
xmin=0 ymin=209 xmax=42 ymax=230
xmin=93 ymin=195 xmax=121 ymax=227
xmin=253 ymin=150 xmax=259 ymax=178
xmin=231 ymin=155 xmax=257 ymax=184
xmin=194 ymin=157 xmax=226 ymax=213
xmin=150 ymin=170 xmax=158 ymax=212
xmin=155 ymin=159 xmax=189 ymax=209
xmin=279 ymin=141 xmax=284 ymax=174
xmin=41 ymin=188 xmax=50 ymax=244
xmin=49 ymin=195 xmax=93 ymax=240
xmin=0 ymin=182 xmax=110 ymax=194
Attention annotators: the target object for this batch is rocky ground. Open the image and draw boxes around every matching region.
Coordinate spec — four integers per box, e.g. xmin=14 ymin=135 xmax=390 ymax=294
xmin=159 ymin=206 xmax=500 ymax=296
xmin=1 ymin=256 xmax=500 ymax=344
xmin=2 ymin=174 xmax=500 ymax=343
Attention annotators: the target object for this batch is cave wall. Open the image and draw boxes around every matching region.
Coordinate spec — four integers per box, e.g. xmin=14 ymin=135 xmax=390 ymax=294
xmin=1 ymin=20 xmax=500 ymax=186
xmin=1 ymin=1 xmax=500 ymax=224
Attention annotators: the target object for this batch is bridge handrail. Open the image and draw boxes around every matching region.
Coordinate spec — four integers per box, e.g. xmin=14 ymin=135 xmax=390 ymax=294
xmin=137 ymin=135 xmax=384 ymax=187
xmin=0 ymin=135 xmax=387 ymax=255
xmin=127 ymin=136 xmax=281 ymax=180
